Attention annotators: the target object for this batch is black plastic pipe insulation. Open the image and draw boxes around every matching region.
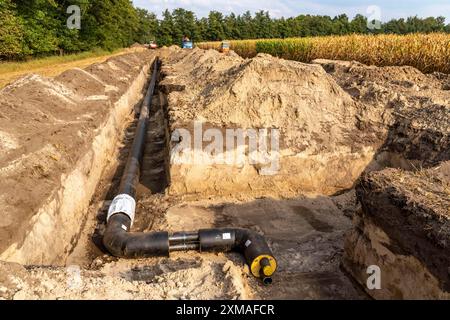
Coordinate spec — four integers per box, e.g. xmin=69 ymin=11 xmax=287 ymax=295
xmin=103 ymin=57 xmax=277 ymax=284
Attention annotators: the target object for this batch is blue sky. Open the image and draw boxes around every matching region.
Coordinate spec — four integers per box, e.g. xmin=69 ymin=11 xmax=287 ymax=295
xmin=133 ymin=0 xmax=450 ymax=21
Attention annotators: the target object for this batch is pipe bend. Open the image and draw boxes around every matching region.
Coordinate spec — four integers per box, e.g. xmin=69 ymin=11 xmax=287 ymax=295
xmin=103 ymin=213 xmax=170 ymax=258
xmin=235 ymin=228 xmax=277 ymax=281
xmin=198 ymin=228 xmax=277 ymax=279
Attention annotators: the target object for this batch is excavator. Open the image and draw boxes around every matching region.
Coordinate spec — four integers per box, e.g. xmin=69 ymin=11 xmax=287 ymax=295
xmin=182 ymin=35 xmax=193 ymax=49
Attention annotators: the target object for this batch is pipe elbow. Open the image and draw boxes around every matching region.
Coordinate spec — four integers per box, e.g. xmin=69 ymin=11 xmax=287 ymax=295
xmin=103 ymin=213 xmax=169 ymax=258
xmin=198 ymin=228 xmax=277 ymax=281
xmin=103 ymin=214 xmax=132 ymax=257
xmin=234 ymin=228 xmax=277 ymax=280
xmin=103 ymin=231 xmax=127 ymax=257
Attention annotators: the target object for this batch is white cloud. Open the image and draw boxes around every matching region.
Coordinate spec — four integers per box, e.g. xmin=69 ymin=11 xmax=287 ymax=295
xmin=134 ymin=0 xmax=293 ymax=18
xmin=133 ymin=0 xmax=450 ymax=21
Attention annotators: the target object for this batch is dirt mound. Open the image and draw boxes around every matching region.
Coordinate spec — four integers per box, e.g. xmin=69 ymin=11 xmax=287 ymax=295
xmin=314 ymin=59 xmax=443 ymax=87
xmin=0 ymin=254 xmax=252 ymax=300
xmin=164 ymin=51 xmax=366 ymax=152
xmin=161 ymin=48 xmax=381 ymax=197
xmin=160 ymin=49 xmax=450 ymax=299
xmin=314 ymin=59 xmax=450 ymax=169
xmin=314 ymin=59 xmax=450 ymax=124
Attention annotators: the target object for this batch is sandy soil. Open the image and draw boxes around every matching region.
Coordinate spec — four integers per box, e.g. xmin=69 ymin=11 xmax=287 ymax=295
xmin=0 ymin=47 xmax=148 ymax=89
xmin=161 ymin=48 xmax=380 ymax=197
xmin=0 ymin=46 xmax=448 ymax=300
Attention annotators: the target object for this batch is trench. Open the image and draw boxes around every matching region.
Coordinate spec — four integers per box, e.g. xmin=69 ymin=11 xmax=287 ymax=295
xmin=66 ymin=61 xmax=172 ymax=266
xmin=1 ymin=47 xmax=448 ymax=299
xmin=26 ymin=56 xmax=367 ymax=297
xmin=3 ymin=53 xmax=427 ymax=299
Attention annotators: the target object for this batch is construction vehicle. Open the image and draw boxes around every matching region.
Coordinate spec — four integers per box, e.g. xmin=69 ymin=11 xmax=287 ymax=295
xmin=220 ymin=41 xmax=230 ymax=53
xmin=149 ymin=41 xmax=158 ymax=49
xmin=182 ymin=41 xmax=193 ymax=49
xmin=182 ymin=35 xmax=194 ymax=49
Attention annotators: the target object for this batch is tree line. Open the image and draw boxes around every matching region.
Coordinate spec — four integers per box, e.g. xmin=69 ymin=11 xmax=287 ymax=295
xmin=1 ymin=0 xmax=449 ymax=59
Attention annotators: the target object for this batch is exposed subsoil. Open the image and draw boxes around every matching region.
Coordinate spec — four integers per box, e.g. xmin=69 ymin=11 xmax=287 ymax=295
xmin=0 ymin=46 xmax=448 ymax=300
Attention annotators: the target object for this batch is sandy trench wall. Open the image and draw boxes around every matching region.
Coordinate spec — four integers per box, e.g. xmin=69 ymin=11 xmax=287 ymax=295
xmin=343 ymin=164 xmax=450 ymax=299
xmin=0 ymin=53 xmax=154 ymax=265
xmin=344 ymin=211 xmax=450 ymax=300
xmin=167 ymin=144 xmax=376 ymax=198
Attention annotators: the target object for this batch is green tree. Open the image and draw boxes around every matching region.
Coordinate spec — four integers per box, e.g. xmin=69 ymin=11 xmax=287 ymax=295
xmin=135 ymin=8 xmax=158 ymax=44
xmin=14 ymin=0 xmax=60 ymax=55
xmin=223 ymin=13 xmax=240 ymax=39
xmin=82 ymin=0 xmax=138 ymax=50
xmin=239 ymin=11 xmax=256 ymax=39
xmin=0 ymin=0 xmax=25 ymax=58
xmin=254 ymin=11 xmax=274 ymax=38
xmin=274 ymin=17 xmax=290 ymax=38
xmin=196 ymin=17 xmax=209 ymax=42
xmin=207 ymin=11 xmax=225 ymax=41
xmin=157 ymin=9 xmax=174 ymax=46
xmin=332 ymin=14 xmax=350 ymax=35
xmin=172 ymin=8 xmax=198 ymax=42
xmin=350 ymin=14 xmax=368 ymax=34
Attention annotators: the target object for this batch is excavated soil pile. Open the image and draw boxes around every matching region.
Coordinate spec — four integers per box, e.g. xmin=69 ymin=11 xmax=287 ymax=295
xmin=161 ymin=48 xmax=383 ymax=198
xmin=0 ymin=51 xmax=155 ymax=265
xmin=313 ymin=59 xmax=450 ymax=299
xmin=0 ymin=254 xmax=252 ymax=300
xmin=314 ymin=59 xmax=449 ymax=170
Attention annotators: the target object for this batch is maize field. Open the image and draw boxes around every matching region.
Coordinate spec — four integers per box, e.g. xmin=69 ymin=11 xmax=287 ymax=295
xmin=198 ymin=33 xmax=450 ymax=74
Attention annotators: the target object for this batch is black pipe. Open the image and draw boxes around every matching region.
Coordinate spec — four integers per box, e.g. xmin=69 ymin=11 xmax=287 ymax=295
xmin=119 ymin=57 xmax=159 ymax=199
xmin=103 ymin=57 xmax=277 ymax=283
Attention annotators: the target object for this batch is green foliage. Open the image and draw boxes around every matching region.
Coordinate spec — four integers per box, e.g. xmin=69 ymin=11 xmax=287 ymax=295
xmin=134 ymin=8 xmax=158 ymax=44
xmin=207 ymin=11 xmax=226 ymax=41
xmin=255 ymin=38 xmax=314 ymax=61
xmin=157 ymin=9 xmax=174 ymax=46
xmin=0 ymin=1 xmax=449 ymax=59
xmin=14 ymin=0 xmax=60 ymax=56
xmin=0 ymin=0 xmax=25 ymax=58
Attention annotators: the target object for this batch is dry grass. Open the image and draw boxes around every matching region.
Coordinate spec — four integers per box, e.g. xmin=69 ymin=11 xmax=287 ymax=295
xmin=0 ymin=47 xmax=146 ymax=88
xmin=198 ymin=33 xmax=450 ymax=74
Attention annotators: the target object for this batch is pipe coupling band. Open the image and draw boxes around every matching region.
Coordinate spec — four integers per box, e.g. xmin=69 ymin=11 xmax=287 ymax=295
xmin=107 ymin=194 xmax=136 ymax=225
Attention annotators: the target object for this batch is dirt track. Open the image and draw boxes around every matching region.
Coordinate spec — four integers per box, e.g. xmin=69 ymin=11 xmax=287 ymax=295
xmin=0 ymin=46 xmax=448 ymax=300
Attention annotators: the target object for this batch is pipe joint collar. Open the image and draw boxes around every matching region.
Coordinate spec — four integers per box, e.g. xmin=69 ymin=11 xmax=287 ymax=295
xmin=107 ymin=194 xmax=136 ymax=225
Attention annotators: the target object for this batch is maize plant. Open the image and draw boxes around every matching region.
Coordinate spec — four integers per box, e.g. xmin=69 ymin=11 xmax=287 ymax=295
xmin=198 ymin=33 xmax=450 ymax=74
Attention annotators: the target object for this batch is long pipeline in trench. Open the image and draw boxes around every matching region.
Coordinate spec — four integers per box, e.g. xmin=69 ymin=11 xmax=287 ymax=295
xmin=103 ymin=57 xmax=277 ymax=284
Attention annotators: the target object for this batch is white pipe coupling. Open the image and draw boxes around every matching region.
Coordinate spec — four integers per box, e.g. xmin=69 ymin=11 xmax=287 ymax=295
xmin=107 ymin=194 xmax=136 ymax=225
